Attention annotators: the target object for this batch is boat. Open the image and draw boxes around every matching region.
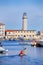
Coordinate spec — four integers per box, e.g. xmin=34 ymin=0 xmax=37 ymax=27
xmin=36 ymin=39 xmax=43 ymax=47
xmin=31 ymin=38 xmax=43 ymax=47
xmin=0 ymin=47 xmax=6 ymax=54
xmin=0 ymin=47 xmax=8 ymax=54
xmin=19 ymin=53 xmax=25 ymax=57
xmin=39 ymin=39 xmax=43 ymax=43
xmin=0 ymin=42 xmax=8 ymax=54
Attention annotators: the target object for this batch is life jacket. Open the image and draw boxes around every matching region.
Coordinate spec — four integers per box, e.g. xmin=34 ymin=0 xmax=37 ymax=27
xmin=20 ymin=51 xmax=23 ymax=54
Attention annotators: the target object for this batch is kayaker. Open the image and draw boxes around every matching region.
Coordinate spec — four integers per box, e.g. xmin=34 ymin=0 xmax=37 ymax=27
xmin=19 ymin=48 xmax=26 ymax=56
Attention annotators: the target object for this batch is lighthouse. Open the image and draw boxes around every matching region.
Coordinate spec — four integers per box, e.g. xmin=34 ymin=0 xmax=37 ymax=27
xmin=22 ymin=12 xmax=28 ymax=30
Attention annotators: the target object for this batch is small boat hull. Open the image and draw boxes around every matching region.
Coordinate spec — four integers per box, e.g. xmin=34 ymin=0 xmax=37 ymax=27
xmin=0 ymin=49 xmax=6 ymax=54
xmin=19 ymin=53 xmax=23 ymax=56
xmin=0 ymin=47 xmax=8 ymax=54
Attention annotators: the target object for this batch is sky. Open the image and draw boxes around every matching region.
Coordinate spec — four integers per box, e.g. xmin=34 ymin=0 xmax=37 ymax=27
xmin=0 ymin=0 xmax=43 ymax=31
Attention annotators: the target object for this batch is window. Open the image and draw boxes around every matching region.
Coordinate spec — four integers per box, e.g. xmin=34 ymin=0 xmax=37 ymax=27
xmin=27 ymin=31 xmax=28 ymax=33
xmin=21 ymin=35 xmax=22 ymax=36
xmin=15 ymin=35 xmax=17 ymax=36
xmin=30 ymin=31 xmax=31 ymax=33
xmin=20 ymin=31 xmax=22 ymax=33
xmin=33 ymin=35 xmax=34 ymax=37
xmin=29 ymin=35 xmax=31 ymax=37
xmin=27 ymin=35 xmax=28 ymax=36
xmin=18 ymin=31 xmax=20 ymax=33
xmin=24 ymin=35 xmax=26 ymax=37
xmin=15 ymin=31 xmax=17 ymax=33
xmin=18 ymin=35 xmax=20 ymax=36
xmin=8 ymin=32 xmax=11 ymax=34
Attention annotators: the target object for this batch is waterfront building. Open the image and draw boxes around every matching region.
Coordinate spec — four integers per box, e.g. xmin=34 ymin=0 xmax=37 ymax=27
xmin=14 ymin=30 xmax=37 ymax=40
xmin=35 ymin=35 xmax=41 ymax=40
xmin=5 ymin=30 xmax=42 ymax=40
xmin=5 ymin=30 xmax=14 ymax=40
xmin=0 ymin=13 xmax=42 ymax=40
xmin=0 ymin=22 xmax=5 ymax=39
xmin=5 ymin=30 xmax=37 ymax=40
xmin=5 ymin=13 xmax=41 ymax=40
xmin=40 ymin=31 xmax=43 ymax=39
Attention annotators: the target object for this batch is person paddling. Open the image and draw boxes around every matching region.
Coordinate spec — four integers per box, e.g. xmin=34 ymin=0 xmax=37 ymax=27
xmin=19 ymin=48 xmax=26 ymax=56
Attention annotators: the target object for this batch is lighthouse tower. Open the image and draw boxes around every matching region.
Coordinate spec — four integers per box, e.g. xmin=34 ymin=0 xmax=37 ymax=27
xmin=22 ymin=12 xmax=28 ymax=30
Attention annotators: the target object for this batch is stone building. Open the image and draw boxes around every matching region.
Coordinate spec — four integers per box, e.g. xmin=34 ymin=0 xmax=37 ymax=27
xmin=5 ymin=30 xmax=37 ymax=40
xmin=0 ymin=22 xmax=5 ymax=39
xmin=40 ymin=31 xmax=43 ymax=39
xmin=5 ymin=30 xmax=14 ymax=40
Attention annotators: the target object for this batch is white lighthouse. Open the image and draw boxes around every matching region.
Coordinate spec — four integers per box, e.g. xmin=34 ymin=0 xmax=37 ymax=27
xmin=22 ymin=12 xmax=28 ymax=30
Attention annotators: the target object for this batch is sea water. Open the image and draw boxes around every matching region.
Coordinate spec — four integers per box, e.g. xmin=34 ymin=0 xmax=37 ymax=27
xmin=0 ymin=40 xmax=43 ymax=65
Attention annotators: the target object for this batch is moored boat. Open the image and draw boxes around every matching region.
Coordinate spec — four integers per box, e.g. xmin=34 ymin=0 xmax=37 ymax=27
xmin=0 ymin=42 xmax=8 ymax=54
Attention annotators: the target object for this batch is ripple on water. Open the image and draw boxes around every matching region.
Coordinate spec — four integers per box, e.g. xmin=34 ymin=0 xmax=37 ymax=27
xmin=0 ymin=41 xmax=43 ymax=65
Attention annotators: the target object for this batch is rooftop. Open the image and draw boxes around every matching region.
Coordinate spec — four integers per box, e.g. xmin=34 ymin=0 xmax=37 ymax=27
xmin=5 ymin=30 xmax=14 ymax=32
xmin=23 ymin=12 xmax=27 ymax=16
xmin=5 ymin=30 xmax=36 ymax=32
xmin=0 ymin=22 xmax=5 ymax=25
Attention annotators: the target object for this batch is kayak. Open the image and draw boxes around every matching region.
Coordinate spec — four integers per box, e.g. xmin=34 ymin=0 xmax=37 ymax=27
xmin=19 ymin=53 xmax=26 ymax=57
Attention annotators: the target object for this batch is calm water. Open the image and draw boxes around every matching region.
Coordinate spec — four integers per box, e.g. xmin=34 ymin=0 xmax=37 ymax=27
xmin=0 ymin=40 xmax=43 ymax=65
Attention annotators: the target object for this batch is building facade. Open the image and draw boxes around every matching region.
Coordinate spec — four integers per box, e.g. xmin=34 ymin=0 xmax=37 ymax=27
xmin=0 ymin=13 xmax=42 ymax=40
xmin=40 ymin=31 xmax=43 ymax=39
xmin=5 ymin=30 xmax=14 ymax=40
xmin=5 ymin=30 xmax=37 ymax=40
xmin=0 ymin=22 xmax=5 ymax=39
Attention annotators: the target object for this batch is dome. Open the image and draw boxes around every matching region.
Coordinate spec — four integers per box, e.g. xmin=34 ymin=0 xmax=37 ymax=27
xmin=23 ymin=12 xmax=27 ymax=16
xmin=23 ymin=12 xmax=27 ymax=19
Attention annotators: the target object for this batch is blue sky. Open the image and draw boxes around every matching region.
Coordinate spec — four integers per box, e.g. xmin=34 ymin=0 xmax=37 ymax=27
xmin=0 ymin=0 xmax=43 ymax=31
